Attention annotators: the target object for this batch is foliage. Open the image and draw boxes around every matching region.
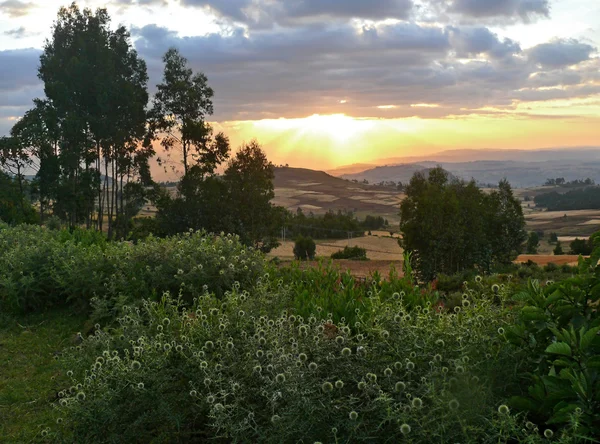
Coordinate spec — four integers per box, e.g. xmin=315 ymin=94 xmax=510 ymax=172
xmin=362 ymin=215 xmax=388 ymax=230
xmin=527 ymin=232 xmax=540 ymax=254
xmin=47 ymin=287 xmax=549 ymax=444
xmin=331 ymin=246 xmax=368 ymax=260
xmin=534 ymin=187 xmax=600 ymax=211
xmin=506 ymin=232 xmax=600 ymax=437
xmin=553 ymin=241 xmax=564 ymax=256
xmin=223 ymin=141 xmax=282 ymax=253
xmin=400 ymin=168 xmax=526 ymax=281
xmin=38 ymin=3 xmax=152 ymax=235
xmin=150 ymin=47 xmax=223 ymax=176
xmin=154 ymin=141 xmax=283 ymax=253
xmin=550 ymin=232 xmax=559 ymax=243
xmin=0 ymin=225 xmax=265 ymax=315
xmin=0 ymin=171 xmax=38 ymax=225
xmin=570 ymin=237 xmax=593 ymax=256
xmin=293 ymin=236 xmax=316 ymax=260
xmin=285 ymin=208 xmax=364 ymax=240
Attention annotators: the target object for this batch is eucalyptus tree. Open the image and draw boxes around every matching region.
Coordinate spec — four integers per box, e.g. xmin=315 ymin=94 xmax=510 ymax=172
xmin=38 ymin=3 xmax=151 ymax=234
xmin=151 ymin=47 xmax=217 ymax=176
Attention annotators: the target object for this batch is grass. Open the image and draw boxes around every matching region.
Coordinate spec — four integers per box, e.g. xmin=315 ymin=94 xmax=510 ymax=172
xmin=0 ymin=309 xmax=87 ymax=442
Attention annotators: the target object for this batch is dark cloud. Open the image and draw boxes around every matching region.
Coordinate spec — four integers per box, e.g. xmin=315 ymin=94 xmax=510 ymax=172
xmin=181 ymin=0 xmax=414 ymax=27
xmin=0 ymin=0 xmax=35 ymax=17
xmin=448 ymin=27 xmax=521 ymax=59
xmin=447 ymin=0 xmax=549 ymax=19
xmin=0 ymin=49 xmax=42 ymax=135
xmin=3 ymin=26 xmax=39 ymax=38
xmin=528 ymin=39 xmax=596 ymax=68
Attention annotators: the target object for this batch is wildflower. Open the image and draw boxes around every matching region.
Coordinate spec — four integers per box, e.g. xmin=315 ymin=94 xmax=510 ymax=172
xmin=412 ymin=397 xmax=423 ymax=409
xmin=163 ymin=343 xmax=172 ymax=352
xmin=335 ymin=336 xmax=344 ymax=344
xmin=394 ymin=361 xmax=402 ymax=370
xmin=309 ymin=362 xmax=318 ymax=371
xmin=76 ymin=392 xmax=86 ymax=401
xmin=475 ymin=275 xmax=482 ymax=283
xmin=349 ymin=411 xmax=358 ymax=420
xmin=435 ymin=339 xmax=445 ymax=347
xmin=367 ymin=373 xmax=377 ymax=382
xmin=322 ymin=382 xmax=333 ymax=393
xmin=253 ymin=365 xmax=262 ymax=373
xmin=275 ymin=373 xmax=286 ymax=383
xmin=498 ymin=327 xmax=505 ymax=335
xmin=175 ymin=345 xmax=183 ymax=352
xmin=492 ymin=284 xmax=499 ymax=294
xmin=226 ymin=342 xmax=234 ymax=350
xmin=214 ymin=403 xmax=224 ymax=412
xmin=449 ymin=399 xmax=459 ymax=410
xmin=66 ymin=370 xmax=73 ymax=377
xmin=358 ymin=381 xmax=366 ymax=390
xmin=406 ymin=361 xmax=415 ymax=371
xmin=544 ymin=429 xmax=554 ymax=439
xmin=335 ymin=380 xmax=344 ymax=389
xmin=341 ymin=348 xmax=351 ymax=357
xmin=137 ymin=382 xmax=144 ymax=389
xmin=395 ymin=382 xmax=406 ymax=392
xmin=190 ymin=390 xmax=197 ymax=397
xmin=131 ymin=360 xmax=141 ymax=370
xmin=205 ymin=341 xmax=214 ymax=349
xmin=400 ymin=424 xmax=411 ymax=435
xmin=384 ymin=368 xmax=393 ymax=377
xmin=271 ymin=414 xmax=281 ymax=423
xmin=498 ymin=405 xmax=509 ymax=415
xmin=381 ymin=330 xmax=389 ymax=339
xmin=56 ymin=418 xmax=63 ymax=424
xmin=207 ymin=395 xmax=215 ymax=404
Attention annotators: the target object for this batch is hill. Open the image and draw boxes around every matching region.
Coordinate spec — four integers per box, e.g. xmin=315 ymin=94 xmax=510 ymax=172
xmin=342 ymin=160 xmax=600 ymax=188
xmin=272 ymin=167 xmax=402 ymax=221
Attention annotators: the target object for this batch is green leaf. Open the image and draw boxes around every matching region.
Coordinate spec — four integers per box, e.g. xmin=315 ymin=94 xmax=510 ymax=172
xmin=546 ymin=342 xmax=572 ymax=356
xmin=521 ymin=306 xmax=546 ymax=321
xmin=580 ymin=326 xmax=600 ymax=351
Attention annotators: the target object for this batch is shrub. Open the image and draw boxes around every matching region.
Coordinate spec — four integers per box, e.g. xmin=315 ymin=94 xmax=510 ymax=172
xmin=293 ymin=236 xmax=316 ymax=261
xmin=49 ymin=287 xmax=540 ymax=443
xmin=553 ymin=241 xmax=564 ymax=255
xmin=330 ymin=246 xmax=367 ymax=260
xmin=506 ymin=233 xmax=600 ymax=437
xmin=0 ymin=226 xmax=265 ymax=315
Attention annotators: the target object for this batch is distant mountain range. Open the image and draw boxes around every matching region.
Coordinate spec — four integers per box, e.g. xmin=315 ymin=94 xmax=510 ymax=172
xmin=328 ymin=148 xmax=600 ymax=188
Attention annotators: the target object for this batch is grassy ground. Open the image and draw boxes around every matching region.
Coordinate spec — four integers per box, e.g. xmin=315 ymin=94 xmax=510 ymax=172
xmin=0 ymin=309 xmax=87 ymax=443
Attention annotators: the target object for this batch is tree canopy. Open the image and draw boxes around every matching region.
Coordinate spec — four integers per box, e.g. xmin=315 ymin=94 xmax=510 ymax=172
xmin=399 ymin=167 xmax=526 ymax=281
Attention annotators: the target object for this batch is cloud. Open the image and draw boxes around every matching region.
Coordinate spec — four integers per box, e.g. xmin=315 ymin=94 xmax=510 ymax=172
xmin=447 ymin=0 xmax=549 ymax=20
xmin=3 ymin=26 xmax=39 ymax=39
xmin=0 ymin=0 xmax=35 ymax=17
xmin=448 ymin=26 xmax=521 ymax=59
xmin=0 ymin=49 xmax=42 ymax=135
xmin=528 ymin=39 xmax=596 ymax=68
xmin=181 ymin=0 xmax=414 ymax=27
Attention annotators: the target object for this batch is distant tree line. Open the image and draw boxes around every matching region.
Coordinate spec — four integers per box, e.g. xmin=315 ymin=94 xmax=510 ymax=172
xmin=399 ymin=167 xmax=526 ymax=281
xmin=544 ymin=177 xmax=595 ymax=187
xmin=534 ymin=187 xmax=600 ymax=211
xmin=283 ymin=209 xmax=389 ymax=240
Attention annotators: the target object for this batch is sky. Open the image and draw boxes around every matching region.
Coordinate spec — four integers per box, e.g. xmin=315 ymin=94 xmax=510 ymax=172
xmin=1 ymin=0 xmax=599 ymax=175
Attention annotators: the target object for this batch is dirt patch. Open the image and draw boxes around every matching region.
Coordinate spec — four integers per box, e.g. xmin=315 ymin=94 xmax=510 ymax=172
xmin=515 ymin=255 xmax=581 ymax=266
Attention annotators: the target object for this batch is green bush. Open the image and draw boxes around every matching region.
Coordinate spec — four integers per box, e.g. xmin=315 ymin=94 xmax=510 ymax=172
xmin=506 ymin=233 xmax=600 ymax=437
xmin=330 ymin=246 xmax=367 ymax=260
xmin=0 ymin=225 xmax=265 ymax=315
xmin=293 ymin=236 xmax=316 ymax=261
xmin=49 ymin=288 xmax=544 ymax=443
